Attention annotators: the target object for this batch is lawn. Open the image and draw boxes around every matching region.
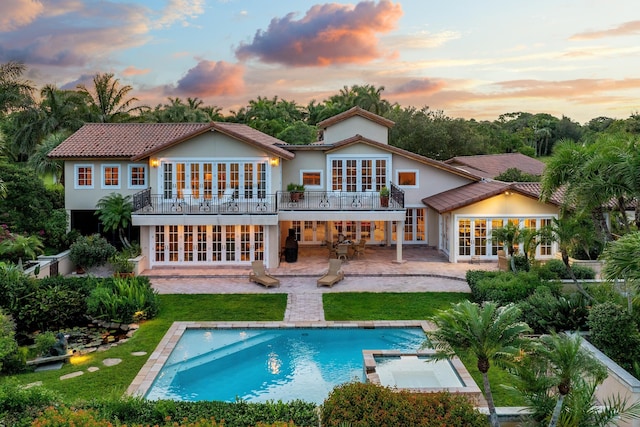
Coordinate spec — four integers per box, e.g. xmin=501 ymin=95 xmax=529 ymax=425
xmin=3 ymin=294 xmax=287 ymax=402
xmin=323 ymin=291 xmax=470 ymax=320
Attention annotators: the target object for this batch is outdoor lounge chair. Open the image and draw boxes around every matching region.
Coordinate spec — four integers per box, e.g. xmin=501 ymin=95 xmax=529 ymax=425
xmin=317 ymin=258 xmax=345 ymax=287
xmin=249 ymin=260 xmax=280 ymax=288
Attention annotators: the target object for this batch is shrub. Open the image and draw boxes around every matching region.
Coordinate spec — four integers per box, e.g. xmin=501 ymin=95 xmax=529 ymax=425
xmin=0 ymin=272 xmax=94 ymax=334
xmin=588 ymin=302 xmax=640 ymax=372
xmin=42 ymin=209 xmax=70 ymax=252
xmin=69 ymin=234 xmax=116 ymax=270
xmin=87 ymin=276 xmax=160 ymax=323
xmin=0 ymin=379 xmax=61 ymax=427
xmin=33 ymin=331 xmax=57 ymax=357
xmin=518 ymin=287 xmax=589 ymax=334
xmin=321 ymin=382 xmax=487 ymax=427
xmin=534 ymin=259 xmax=596 ymax=281
xmin=0 ymin=309 xmax=18 ymax=372
xmin=82 ymin=396 xmax=317 ymax=426
xmin=472 ymin=271 xmax=555 ymax=305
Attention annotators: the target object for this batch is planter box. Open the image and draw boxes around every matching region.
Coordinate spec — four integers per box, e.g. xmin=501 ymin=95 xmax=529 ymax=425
xmin=581 ymin=339 xmax=640 ymax=427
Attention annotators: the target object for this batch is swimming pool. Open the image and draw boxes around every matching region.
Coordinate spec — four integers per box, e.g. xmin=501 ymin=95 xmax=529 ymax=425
xmin=129 ymin=321 xmax=431 ymax=404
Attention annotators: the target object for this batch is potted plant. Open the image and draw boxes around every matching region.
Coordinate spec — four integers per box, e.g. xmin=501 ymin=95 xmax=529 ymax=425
xmin=110 ymin=253 xmax=135 ymax=278
xmin=379 ymin=186 xmax=390 ymax=207
xmin=287 ymin=183 xmax=305 ymax=202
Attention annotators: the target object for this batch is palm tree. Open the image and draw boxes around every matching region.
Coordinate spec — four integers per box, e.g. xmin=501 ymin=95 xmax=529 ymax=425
xmin=539 ymin=333 xmax=607 ymax=427
xmin=0 ymin=233 xmax=44 ymax=264
xmin=95 ymin=193 xmax=133 ymax=249
xmin=541 ymin=216 xmax=596 ymax=302
xmin=541 ymin=139 xmax=613 ymax=244
xmin=491 ymin=222 xmax=521 ymax=271
xmin=0 ymin=61 xmax=34 ymax=114
xmin=77 ymin=72 xmax=148 ymax=123
xmin=600 ymin=231 xmax=640 ymax=313
xmin=511 ymin=332 xmax=640 ymax=427
xmin=428 ymin=301 xmax=531 ymax=427
xmin=27 ymin=131 xmax=70 ymax=185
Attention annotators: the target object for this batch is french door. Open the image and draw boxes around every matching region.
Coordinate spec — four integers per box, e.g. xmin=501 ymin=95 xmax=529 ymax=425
xmin=153 ymin=224 xmax=264 ymax=265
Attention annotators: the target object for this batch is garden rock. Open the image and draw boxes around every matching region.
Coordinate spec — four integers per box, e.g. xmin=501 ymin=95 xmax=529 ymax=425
xmin=60 ymin=371 xmax=83 ymax=380
xmin=102 ymin=358 xmax=122 ymax=367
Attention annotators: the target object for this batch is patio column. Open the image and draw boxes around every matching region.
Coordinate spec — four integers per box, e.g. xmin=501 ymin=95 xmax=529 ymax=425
xmin=393 ymin=220 xmax=406 ymax=264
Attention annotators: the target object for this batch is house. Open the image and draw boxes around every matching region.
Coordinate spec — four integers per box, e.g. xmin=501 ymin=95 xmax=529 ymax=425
xmin=48 ymin=107 xmax=561 ymax=268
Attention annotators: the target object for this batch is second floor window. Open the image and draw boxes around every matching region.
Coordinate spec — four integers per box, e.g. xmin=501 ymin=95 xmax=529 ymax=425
xmin=102 ymin=165 xmax=120 ymax=188
xmin=129 ymin=165 xmax=147 ymax=188
xmin=330 ymin=157 xmax=388 ymax=192
xmin=75 ymin=165 xmax=93 ymax=188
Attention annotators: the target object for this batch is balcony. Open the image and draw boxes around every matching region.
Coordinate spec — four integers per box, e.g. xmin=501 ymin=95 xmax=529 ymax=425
xmin=133 ymin=185 xmax=404 ymax=215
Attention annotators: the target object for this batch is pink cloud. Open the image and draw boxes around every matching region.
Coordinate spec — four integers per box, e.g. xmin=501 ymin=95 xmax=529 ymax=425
xmin=570 ymin=20 xmax=640 ymax=41
xmin=391 ymin=78 xmax=445 ymax=96
xmin=175 ymin=60 xmax=245 ymax=96
xmin=0 ymin=1 xmax=149 ymax=66
xmin=0 ymin=0 xmax=44 ymax=31
xmin=235 ymin=0 xmax=402 ymax=66
xmin=122 ymin=66 xmax=150 ymax=76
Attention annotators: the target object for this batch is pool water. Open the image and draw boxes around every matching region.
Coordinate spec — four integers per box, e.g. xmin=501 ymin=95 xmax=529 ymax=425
xmin=145 ymin=327 xmax=426 ymax=403
xmin=374 ymin=355 xmax=465 ymax=388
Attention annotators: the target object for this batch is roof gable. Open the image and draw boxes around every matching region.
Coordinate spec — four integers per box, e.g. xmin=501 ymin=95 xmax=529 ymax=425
xmin=322 ymin=135 xmax=482 ymax=181
xmin=422 ymin=180 xmax=561 ymax=213
xmin=316 ymin=106 xmax=394 ymax=129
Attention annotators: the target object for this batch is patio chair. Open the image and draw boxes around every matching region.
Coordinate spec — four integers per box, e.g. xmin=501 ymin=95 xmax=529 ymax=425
xmin=352 ymin=239 xmax=367 ymax=258
xmin=249 ymin=260 xmax=280 ymax=288
xmin=336 ymin=244 xmax=350 ymax=262
xmin=317 ymin=259 xmax=345 ymax=287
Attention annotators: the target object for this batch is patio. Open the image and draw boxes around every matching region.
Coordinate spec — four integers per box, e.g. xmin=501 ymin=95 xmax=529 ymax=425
xmin=143 ymin=245 xmax=497 ymax=282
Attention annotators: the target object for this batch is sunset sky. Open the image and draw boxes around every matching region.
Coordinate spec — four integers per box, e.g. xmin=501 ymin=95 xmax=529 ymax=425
xmin=2 ymin=0 xmax=640 ymax=123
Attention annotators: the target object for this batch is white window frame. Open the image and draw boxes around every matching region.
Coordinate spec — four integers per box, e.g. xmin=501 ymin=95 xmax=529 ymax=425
xmin=74 ymin=164 xmax=94 ymax=189
xmin=101 ymin=164 xmax=121 ymax=189
xmin=300 ymin=170 xmax=323 ymax=189
xmin=128 ymin=164 xmax=147 ymax=189
xmin=396 ymin=169 xmax=419 ymax=188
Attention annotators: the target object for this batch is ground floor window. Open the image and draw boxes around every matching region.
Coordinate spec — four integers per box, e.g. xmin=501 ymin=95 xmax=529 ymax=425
xmin=152 ymin=224 xmax=264 ymax=265
xmin=456 ymin=216 xmax=555 ymax=259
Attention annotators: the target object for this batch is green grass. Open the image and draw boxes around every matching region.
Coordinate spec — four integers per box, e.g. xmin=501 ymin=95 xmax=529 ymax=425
xmin=458 ymin=351 xmax=525 ymax=407
xmin=3 ymin=294 xmax=287 ymax=403
xmin=323 ymin=292 xmax=470 ymax=320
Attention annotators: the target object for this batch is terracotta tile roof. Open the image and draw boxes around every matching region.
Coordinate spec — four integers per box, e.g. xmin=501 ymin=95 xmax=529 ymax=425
xmin=511 ymin=182 xmax=564 ymax=206
xmin=423 ymin=180 xmax=562 ymax=213
xmin=445 ymin=153 xmax=545 ymax=178
xmin=316 ymin=106 xmax=395 ymax=129
xmin=48 ymin=122 xmax=295 ymax=161
xmin=423 ymin=181 xmax=509 ymax=213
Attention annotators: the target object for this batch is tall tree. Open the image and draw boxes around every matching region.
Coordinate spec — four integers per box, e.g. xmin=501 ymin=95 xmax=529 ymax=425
xmin=77 ymin=72 xmax=147 ymax=123
xmin=27 ymin=130 xmax=70 ymax=185
xmin=0 ymin=61 xmax=34 ymax=114
xmin=428 ymin=301 xmax=531 ymax=427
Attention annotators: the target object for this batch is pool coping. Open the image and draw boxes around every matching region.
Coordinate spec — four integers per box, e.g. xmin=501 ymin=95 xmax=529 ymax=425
xmin=126 ymin=320 xmax=435 ymax=398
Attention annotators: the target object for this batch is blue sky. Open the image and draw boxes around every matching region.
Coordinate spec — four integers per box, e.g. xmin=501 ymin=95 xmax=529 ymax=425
xmin=2 ymin=0 xmax=640 ymax=123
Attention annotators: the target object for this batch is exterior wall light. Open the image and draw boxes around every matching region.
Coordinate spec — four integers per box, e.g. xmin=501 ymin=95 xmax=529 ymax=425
xmin=150 ymin=158 xmax=159 ymax=168
xmin=270 ymin=157 xmax=279 ymax=166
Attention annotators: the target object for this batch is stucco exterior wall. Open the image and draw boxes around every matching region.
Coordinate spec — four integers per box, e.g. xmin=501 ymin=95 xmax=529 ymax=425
xmin=282 ymin=150 xmax=326 ymax=190
xmin=454 ymin=192 xmax=559 ymax=217
xmin=323 ymin=116 xmax=388 ymax=144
